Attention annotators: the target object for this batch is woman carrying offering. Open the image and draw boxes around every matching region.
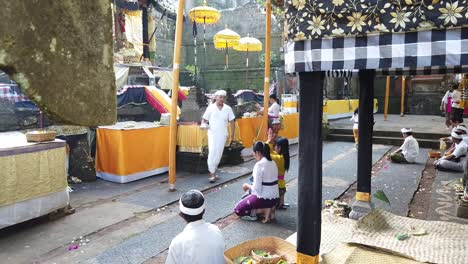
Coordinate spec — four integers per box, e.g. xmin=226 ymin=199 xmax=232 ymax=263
xmin=234 ymin=142 xmax=279 ymax=223
xmin=257 ymin=94 xmax=282 ymax=139
xmin=266 ymin=129 xmax=290 ymax=209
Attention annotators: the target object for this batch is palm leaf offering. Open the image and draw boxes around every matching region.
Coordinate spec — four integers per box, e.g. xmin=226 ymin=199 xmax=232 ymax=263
xmin=374 ymin=190 xmax=391 ymax=205
xmin=233 ymin=249 xmax=289 ymax=264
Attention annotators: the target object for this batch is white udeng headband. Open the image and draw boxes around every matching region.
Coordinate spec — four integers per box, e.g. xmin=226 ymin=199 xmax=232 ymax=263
xmin=179 ymin=190 xmax=205 ymax=216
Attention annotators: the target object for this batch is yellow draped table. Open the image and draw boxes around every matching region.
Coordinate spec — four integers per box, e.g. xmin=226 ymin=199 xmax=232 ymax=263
xmin=177 ymin=113 xmax=299 ymax=156
xmin=0 ymin=132 xmax=69 ymax=229
xmin=177 ymin=123 xmax=241 ymax=153
xmin=96 ymin=122 xmax=170 ymax=183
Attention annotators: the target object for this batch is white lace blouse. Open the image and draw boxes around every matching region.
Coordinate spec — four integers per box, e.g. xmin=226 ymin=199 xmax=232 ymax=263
xmin=251 ymin=157 xmax=279 ymax=200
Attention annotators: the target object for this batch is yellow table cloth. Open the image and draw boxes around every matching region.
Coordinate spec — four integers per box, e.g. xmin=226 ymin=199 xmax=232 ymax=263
xmin=177 ymin=123 xmax=241 ymax=153
xmin=237 ymin=113 xmax=299 ymax=148
xmin=0 ymin=138 xmax=69 ymax=228
xmin=177 ymin=114 xmax=299 ymax=155
xmin=96 ymin=123 xmax=170 ymax=183
xmin=278 ymin=113 xmax=299 ymax=143
xmin=325 ymin=99 xmax=378 ymax=120
xmin=0 ymin=141 xmax=67 ymax=206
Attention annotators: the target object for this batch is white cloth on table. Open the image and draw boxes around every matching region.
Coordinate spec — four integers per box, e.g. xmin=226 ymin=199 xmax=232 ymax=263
xmin=202 ymin=103 xmax=235 ymax=174
xmin=350 ymin=114 xmax=359 ymax=130
xmin=398 ymin=135 xmax=419 ymax=163
xmin=251 ymin=157 xmax=279 ymax=200
xmin=165 ymin=220 xmax=225 ymax=264
xmin=268 ymin=102 xmax=281 ymax=124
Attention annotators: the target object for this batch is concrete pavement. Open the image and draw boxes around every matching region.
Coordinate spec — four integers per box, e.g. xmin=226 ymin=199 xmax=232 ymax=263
xmin=1 ymin=141 xmax=417 ymax=264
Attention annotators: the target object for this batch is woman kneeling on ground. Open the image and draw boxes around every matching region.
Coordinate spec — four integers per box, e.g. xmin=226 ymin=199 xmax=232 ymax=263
xmin=234 ymin=142 xmax=279 ymax=223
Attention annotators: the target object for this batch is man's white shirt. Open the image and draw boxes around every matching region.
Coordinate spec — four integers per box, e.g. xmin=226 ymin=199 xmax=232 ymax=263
xmin=166 ymin=220 xmax=225 ymax=264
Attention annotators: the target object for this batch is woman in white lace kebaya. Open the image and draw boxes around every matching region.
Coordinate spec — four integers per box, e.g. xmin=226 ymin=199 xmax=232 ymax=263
xmin=234 ymin=141 xmax=279 ymax=223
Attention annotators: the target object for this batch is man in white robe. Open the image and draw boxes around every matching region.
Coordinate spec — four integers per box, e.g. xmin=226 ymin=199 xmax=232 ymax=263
xmin=166 ymin=190 xmax=225 ymax=264
xmin=202 ymin=90 xmax=235 ymax=183
xmin=390 ymin=128 xmax=419 ymax=163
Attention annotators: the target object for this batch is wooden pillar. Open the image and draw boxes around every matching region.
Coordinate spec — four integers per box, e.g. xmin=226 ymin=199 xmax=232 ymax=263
xmin=357 ymin=69 xmax=374 ymax=200
xmin=297 ymin=72 xmax=323 ymax=264
xmin=384 ymin=76 xmax=390 ymax=121
xmin=142 ymin=6 xmax=150 ymax=59
xmin=263 ymin=0 xmax=271 ymax=134
xmin=400 ymin=76 xmax=406 ymax=117
xmin=168 ymin=0 xmax=185 ymax=191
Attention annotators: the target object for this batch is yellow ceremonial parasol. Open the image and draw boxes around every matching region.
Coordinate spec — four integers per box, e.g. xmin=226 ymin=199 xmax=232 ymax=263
xmin=188 ymin=0 xmax=221 ymax=25
xmin=213 ymin=26 xmax=241 ymax=70
xmin=234 ymin=34 xmax=263 ymax=88
xmin=188 ymin=1 xmax=221 ymax=79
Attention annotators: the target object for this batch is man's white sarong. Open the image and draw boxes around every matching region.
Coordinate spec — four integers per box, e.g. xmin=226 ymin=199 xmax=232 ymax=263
xmin=202 ymin=103 xmax=235 ymax=174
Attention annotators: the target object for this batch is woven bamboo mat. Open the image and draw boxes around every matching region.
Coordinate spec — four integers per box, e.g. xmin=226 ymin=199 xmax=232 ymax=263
xmin=321 ymin=243 xmax=421 ymax=264
xmin=347 ymin=209 xmax=468 ymax=264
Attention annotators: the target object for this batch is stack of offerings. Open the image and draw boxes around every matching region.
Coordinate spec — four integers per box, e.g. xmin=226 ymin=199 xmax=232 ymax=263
xmin=281 ymin=94 xmax=297 ymax=114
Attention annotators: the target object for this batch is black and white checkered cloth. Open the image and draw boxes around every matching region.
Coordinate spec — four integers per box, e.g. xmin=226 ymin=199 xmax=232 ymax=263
xmin=286 ymin=28 xmax=468 ymax=75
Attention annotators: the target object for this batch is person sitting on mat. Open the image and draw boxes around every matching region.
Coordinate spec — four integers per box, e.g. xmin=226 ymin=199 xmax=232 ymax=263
xmin=234 ymin=141 xmax=279 ymax=223
xmin=390 ymin=128 xmax=419 ymax=164
xmin=434 ymin=131 xmax=468 ymax=172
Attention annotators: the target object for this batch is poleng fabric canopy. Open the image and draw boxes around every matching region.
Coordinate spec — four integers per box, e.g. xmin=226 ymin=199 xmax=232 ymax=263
xmin=285 ymin=1 xmax=468 ymax=75
xmin=117 ymin=85 xmax=181 ymax=116
xmin=285 ymin=1 xmax=468 ymax=263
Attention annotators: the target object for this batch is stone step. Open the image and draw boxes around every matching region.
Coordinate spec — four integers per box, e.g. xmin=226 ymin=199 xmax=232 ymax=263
xmin=327 ymin=133 xmax=439 ymax=149
xmin=330 ymin=128 xmax=447 ymax=140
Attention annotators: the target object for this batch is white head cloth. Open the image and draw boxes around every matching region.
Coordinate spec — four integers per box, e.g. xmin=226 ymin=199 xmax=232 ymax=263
xmin=179 ymin=190 xmax=205 ymax=216
xmin=401 ymin=128 xmax=412 ymax=133
xmin=214 ymin=90 xmax=227 ymax=97
xmin=456 ymin=125 xmax=467 ymax=133
xmin=451 ymin=131 xmax=463 ymax=139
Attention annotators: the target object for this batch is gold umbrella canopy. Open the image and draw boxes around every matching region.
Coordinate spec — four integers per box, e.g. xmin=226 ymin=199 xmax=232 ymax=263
xmin=188 ymin=1 xmax=221 ymax=25
xmin=213 ymin=28 xmax=241 ymax=49
xmin=234 ymin=35 xmax=263 ymax=88
xmin=233 ymin=35 xmax=262 ymax=52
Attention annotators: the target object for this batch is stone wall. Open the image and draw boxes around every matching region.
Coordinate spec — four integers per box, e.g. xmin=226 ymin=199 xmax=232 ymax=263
xmin=179 ymin=1 xmax=283 ymax=91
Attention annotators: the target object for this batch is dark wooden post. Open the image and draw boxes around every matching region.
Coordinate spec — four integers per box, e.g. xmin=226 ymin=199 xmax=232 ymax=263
xmin=142 ymin=6 xmax=150 ymax=59
xmin=297 ymin=71 xmax=323 ymax=264
xmin=350 ymin=69 xmax=375 ymax=219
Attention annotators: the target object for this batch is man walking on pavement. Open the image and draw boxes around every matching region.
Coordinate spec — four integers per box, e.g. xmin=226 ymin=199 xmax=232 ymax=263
xmin=202 ymin=90 xmax=236 ymax=183
xmin=166 ymin=190 xmax=225 ymax=264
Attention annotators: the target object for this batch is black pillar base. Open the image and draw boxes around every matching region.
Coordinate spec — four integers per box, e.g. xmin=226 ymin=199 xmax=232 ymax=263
xmin=350 ymin=69 xmax=375 ymax=219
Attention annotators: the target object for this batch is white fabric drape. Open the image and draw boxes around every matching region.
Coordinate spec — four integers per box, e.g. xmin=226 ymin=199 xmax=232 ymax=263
xmin=124 ymin=11 xmax=143 ymax=55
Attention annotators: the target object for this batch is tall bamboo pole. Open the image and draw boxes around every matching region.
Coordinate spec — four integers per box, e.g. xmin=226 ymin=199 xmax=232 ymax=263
xmin=168 ymin=0 xmax=185 ymax=191
xmin=384 ymin=76 xmax=390 ymax=121
xmin=401 ymin=76 xmax=406 ymax=117
xmin=263 ymin=0 xmax=271 ymax=136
